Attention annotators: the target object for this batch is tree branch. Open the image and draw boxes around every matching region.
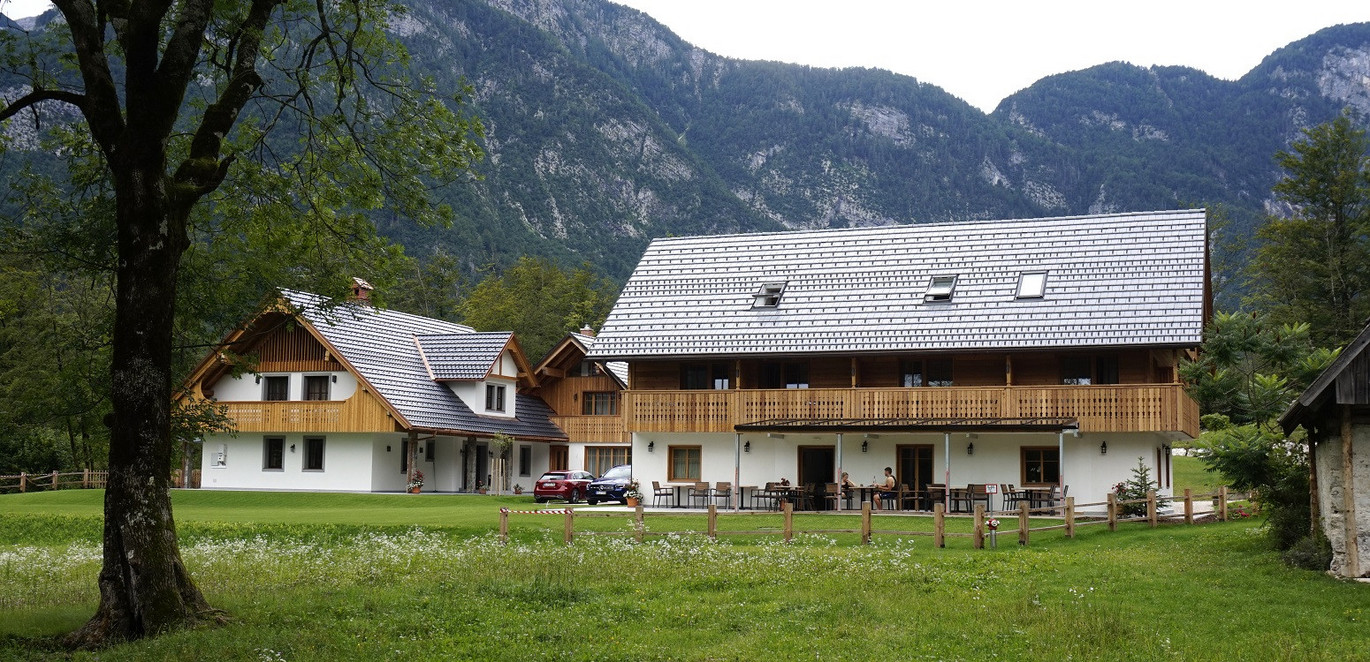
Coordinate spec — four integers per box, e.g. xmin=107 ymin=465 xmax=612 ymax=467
xmin=51 ymin=0 xmax=124 ymax=155
xmin=0 ymin=88 xmax=87 ymax=123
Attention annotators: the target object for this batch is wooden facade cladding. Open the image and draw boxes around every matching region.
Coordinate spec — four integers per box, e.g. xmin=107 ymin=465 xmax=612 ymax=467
xmin=622 ymin=384 xmax=1200 ymax=438
xmin=217 ymin=390 xmax=400 ymax=433
xmin=535 ymin=373 xmax=627 ymax=444
xmin=253 ymin=323 xmax=341 ymax=373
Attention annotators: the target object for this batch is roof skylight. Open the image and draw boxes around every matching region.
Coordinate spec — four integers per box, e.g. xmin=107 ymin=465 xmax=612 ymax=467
xmin=753 ymin=282 xmax=786 ymax=308
xmin=1016 ymin=272 xmax=1047 ymax=299
xmin=924 ymin=275 xmax=957 ymax=302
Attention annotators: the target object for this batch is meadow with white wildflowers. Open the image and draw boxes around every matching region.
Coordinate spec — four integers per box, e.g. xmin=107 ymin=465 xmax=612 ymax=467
xmin=0 ymin=491 xmax=1365 ymax=661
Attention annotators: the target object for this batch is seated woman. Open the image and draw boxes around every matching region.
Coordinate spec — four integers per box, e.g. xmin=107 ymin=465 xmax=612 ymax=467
xmin=871 ymin=467 xmax=897 ymax=510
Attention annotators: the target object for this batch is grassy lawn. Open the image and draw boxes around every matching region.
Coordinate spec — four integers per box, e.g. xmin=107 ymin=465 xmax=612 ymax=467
xmin=1172 ymin=454 xmax=1225 ymax=496
xmin=1 ymin=490 xmax=1365 ymax=661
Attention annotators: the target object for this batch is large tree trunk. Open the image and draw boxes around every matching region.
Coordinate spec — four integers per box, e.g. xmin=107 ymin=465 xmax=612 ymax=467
xmin=66 ymin=164 xmax=220 ymax=647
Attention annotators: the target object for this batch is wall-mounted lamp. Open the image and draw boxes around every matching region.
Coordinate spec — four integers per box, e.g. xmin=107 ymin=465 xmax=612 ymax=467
xmin=255 ymin=375 xmax=261 ymax=384
xmin=1100 ymin=441 xmax=1108 ymax=455
xmin=290 ymin=443 xmax=296 ymax=453
xmin=966 ymin=442 xmax=974 ymax=455
xmin=386 ymin=445 xmax=391 ymax=453
xmin=861 ymin=440 xmax=869 ymax=453
xmin=647 ymin=441 xmax=655 ymax=453
xmin=332 ymin=375 xmax=337 ymax=383
xmin=743 ymin=441 xmax=751 ymax=453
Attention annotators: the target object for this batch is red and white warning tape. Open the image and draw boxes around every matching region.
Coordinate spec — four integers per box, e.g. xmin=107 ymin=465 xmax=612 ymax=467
xmin=499 ymin=507 xmax=571 ymax=515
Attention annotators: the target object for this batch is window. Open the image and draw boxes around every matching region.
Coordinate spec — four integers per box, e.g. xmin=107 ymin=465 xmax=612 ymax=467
xmin=582 ymin=392 xmax=618 ymax=416
xmin=752 ymin=282 xmax=786 ymax=308
xmin=426 ymin=440 xmax=436 ymax=462
xmin=759 ymin=362 xmax=809 ymax=389
xmin=667 ymin=446 xmax=701 ymax=482
xmin=926 ymin=359 xmax=953 ymax=387
xmin=1096 ymin=356 xmax=1119 ymax=385
xmin=518 ymin=445 xmax=532 ymax=476
xmin=1022 ymin=447 xmax=1060 ymax=486
xmin=262 ymin=437 xmax=284 ymax=471
xmin=681 ymin=362 xmax=731 ymax=390
xmin=1061 ymin=357 xmax=1092 ymax=385
xmin=304 ymin=375 xmax=330 ymax=401
xmin=263 ymin=375 xmax=289 ymax=401
xmin=925 ymin=275 xmax=958 ymax=302
xmin=1016 ymin=271 xmax=1047 ymax=299
xmin=585 ymin=446 xmax=630 ymax=477
xmin=401 ymin=440 xmax=409 ymax=473
xmin=485 ymin=384 xmax=506 ymax=411
xmin=303 ymin=437 xmax=325 ymax=471
xmin=575 ymin=361 xmax=600 ymax=377
xmin=899 ymin=359 xmax=923 ymax=387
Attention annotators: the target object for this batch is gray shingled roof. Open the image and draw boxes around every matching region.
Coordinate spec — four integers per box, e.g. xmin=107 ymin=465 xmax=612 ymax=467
xmin=281 ymin=290 xmax=565 ymax=440
xmin=571 ymin=333 xmax=629 ymax=388
xmin=586 ymin=210 xmax=1208 ymax=360
xmin=415 ymin=332 xmax=512 ymax=380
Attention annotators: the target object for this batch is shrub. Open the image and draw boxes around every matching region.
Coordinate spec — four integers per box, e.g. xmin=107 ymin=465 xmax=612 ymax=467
xmin=1113 ymin=459 xmax=1157 ymax=518
xmin=1282 ymin=534 xmax=1332 ymax=571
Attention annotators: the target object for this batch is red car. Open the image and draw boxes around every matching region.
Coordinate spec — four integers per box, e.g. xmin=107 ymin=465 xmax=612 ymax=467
xmin=533 ymin=470 xmax=594 ymax=503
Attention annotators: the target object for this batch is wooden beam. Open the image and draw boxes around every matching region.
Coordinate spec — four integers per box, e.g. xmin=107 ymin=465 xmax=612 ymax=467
xmin=1342 ymin=406 xmax=1360 ymax=577
xmin=541 ymin=366 xmax=566 ymax=379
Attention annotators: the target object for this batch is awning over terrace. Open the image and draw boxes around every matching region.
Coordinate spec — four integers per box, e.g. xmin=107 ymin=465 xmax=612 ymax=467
xmin=734 ymin=417 xmax=1079 ymax=433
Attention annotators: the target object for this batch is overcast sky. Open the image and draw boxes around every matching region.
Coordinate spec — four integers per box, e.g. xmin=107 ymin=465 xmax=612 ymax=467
xmin=4 ymin=0 xmax=1367 ymax=112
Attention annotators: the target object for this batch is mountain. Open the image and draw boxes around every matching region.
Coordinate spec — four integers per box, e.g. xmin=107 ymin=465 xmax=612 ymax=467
xmin=5 ymin=2 xmax=1370 ymax=282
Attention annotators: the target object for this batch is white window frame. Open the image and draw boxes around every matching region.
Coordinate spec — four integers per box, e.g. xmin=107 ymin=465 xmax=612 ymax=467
xmin=303 ymin=437 xmax=326 ymax=472
xmin=752 ymin=282 xmax=786 ymax=308
xmin=485 ymin=383 xmax=507 ymax=412
xmin=1016 ymin=271 xmax=1048 ymax=299
xmin=925 ymin=275 xmax=958 ymax=302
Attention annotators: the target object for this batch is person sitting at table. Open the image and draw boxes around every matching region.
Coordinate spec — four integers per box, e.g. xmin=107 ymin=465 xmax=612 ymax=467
xmin=872 ymin=467 xmax=897 ymax=510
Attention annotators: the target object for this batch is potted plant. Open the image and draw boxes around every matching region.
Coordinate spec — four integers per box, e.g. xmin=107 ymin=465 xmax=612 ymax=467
xmin=475 ymin=480 xmax=487 ymax=494
xmin=624 ymin=479 xmax=643 ymax=507
xmin=513 ymin=484 xmax=524 ymax=495
xmin=407 ymin=470 xmax=424 ymax=494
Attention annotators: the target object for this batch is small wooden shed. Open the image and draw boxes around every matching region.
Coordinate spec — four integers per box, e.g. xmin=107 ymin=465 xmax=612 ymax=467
xmin=1280 ymin=324 xmax=1370 ymax=578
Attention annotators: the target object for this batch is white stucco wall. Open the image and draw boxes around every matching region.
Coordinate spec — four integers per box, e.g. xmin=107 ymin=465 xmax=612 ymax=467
xmin=631 ymin=431 xmax=1174 ymax=509
xmin=1315 ymin=427 xmax=1370 ymax=578
xmin=200 ymin=432 xmax=376 ymax=491
xmin=447 ymin=378 xmax=517 ymax=418
xmin=213 ymin=370 xmax=357 ymax=401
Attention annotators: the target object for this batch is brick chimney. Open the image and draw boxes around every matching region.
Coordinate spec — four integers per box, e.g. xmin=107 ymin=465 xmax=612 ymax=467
xmin=579 ymin=325 xmax=595 ymax=337
xmin=350 ymin=277 xmax=374 ymax=303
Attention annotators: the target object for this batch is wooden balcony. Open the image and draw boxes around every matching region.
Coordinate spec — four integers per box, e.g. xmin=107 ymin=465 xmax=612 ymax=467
xmin=549 ymin=415 xmax=630 ymax=444
xmin=218 ymin=391 xmax=397 ymax=433
xmin=624 ymin=385 xmax=1199 ymax=438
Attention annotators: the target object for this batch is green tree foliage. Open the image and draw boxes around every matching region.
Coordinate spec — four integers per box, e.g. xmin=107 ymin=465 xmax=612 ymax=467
xmin=0 ymin=0 xmax=482 ymax=646
xmin=1179 ymin=311 xmax=1338 ymax=426
xmin=459 ymin=258 xmax=618 ymax=362
xmin=1198 ymin=424 xmax=1312 ymax=551
xmin=1112 ymin=458 xmax=1158 ymax=518
xmin=1249 ymin=113 xmax=1370 ymax=348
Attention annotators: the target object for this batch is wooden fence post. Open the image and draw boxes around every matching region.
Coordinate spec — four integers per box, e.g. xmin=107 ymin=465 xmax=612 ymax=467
xmin=635 ymin=505 xmax=645 ymax=543
xmin=1065 ymin=497 xmax=1075 ymax=538
xmin=83 ymin=468 xmax=90 ymax=489
xmin=973 ymin=504 xmax=984 ymax=549
xmin=51 ymin=470 xmax=58 ymax=490
xmin=18 ymin=472 xmax=25 ymax=493
xmin=783 ymin=502 xmax=794 ymax=543
xmin=1018 ymin=501 xmax=1030 ymax=546
xmin=1184 ymin=488 xmax=1193 ymax=525
xmin=1147 ymin=490 xmax=1157 ymax=528
xmin=499 ymin=510 xmax=509 ymax=546
xmin=707 ymin=504 xmax=717 ymax=540
xmin=564 ymin=509 xmax=574 ymax=545
xmin=861 ymin=501 xmax=872 ymax=545
xmin=933 ymin=503 xmax=945 ymax=548
xmin=1218 ymin=486 xmax=1228 ymax=522
xmin=1107 ymin=493 xmax=1117 ymax=532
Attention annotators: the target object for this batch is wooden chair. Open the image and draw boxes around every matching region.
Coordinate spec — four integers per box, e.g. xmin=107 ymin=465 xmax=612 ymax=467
xmin=753 ymin=482 xmax=778 ymax=511
xmin=652 ymin=480 xmax=674 ymax=508
xmin=687 ymin=481 xmax=712 ymax=508
xmin=1000 ymin=484 xmax=1019 ymax=510
xmin=822 ymin=483 xmax=841 ymax=510
xmin=967 ymin=483 xmax=990 ymax=512
xmin=713 ymin=481 xmax=733 ymax=508
xmin=899 ymin=483 xmax=922 ymax=511
xmin=925 ymin=483 xmax=947 ymax=511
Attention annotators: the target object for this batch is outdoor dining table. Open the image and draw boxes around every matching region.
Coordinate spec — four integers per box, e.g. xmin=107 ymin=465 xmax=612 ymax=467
xmin=1021 ymin=487 xmax=1056 ymax=509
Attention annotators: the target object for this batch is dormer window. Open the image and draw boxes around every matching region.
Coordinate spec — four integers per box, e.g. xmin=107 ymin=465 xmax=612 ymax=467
xmin=1016 ymin=271 xmax=1047 ymax=299
xmin=753 ymin=282 xmax=786 ymax=308
xmin=925 ymin=275 xmax=957 ymax=302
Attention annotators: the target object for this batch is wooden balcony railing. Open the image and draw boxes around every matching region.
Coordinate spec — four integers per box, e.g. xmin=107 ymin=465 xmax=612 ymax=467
xmin=219 ymin=391 xmax=396 ymax=433
xmin=549 ymin=415 xmax=630 ymax=444
xmin=624 ymin=385 xmax=1199 ymax=438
